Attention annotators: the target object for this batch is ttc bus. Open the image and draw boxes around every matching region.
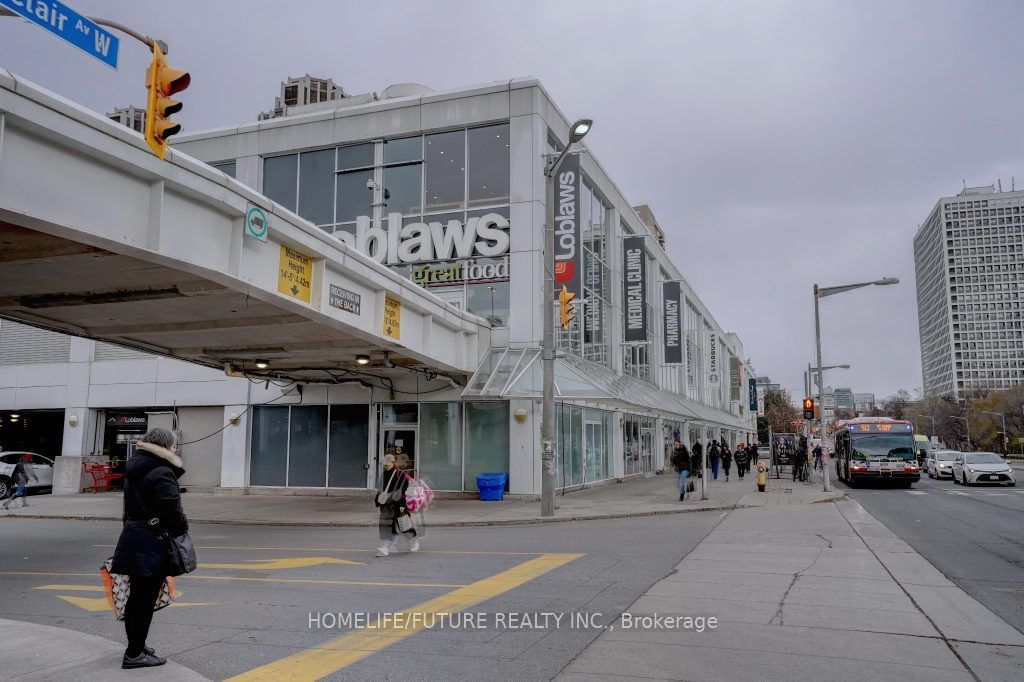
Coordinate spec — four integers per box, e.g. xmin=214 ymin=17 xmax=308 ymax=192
xmin=833 ymin=417 xmax=920 ymax=487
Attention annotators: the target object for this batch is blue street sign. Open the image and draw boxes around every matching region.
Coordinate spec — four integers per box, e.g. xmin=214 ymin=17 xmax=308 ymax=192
xmin=1 ymin=0 xmax=120 ymax=69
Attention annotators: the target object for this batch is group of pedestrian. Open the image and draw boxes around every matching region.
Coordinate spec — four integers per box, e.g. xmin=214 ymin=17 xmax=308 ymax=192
xmin=671 ymin=439 xmax=762 ymax=499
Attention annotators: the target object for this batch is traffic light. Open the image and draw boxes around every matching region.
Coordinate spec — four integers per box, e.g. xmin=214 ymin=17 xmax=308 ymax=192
xmin=803 ymin=397 xmax=815 ymax=420
xmin=144 ymin=42 xmax=190 ymax=159
xmin=559 ymin=285 xmax=576 ymax=329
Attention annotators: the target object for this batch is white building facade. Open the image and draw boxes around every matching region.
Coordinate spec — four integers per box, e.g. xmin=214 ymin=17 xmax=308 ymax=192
xmin=913 ymin=185 xmax=1024 ymax=398
xmin=0 ymin=76 xmax=756 ymax=496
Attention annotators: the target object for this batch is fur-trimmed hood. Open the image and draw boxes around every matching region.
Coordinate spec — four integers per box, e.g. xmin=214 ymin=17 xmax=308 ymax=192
xmin=136 ymin=441 xmax=184 ymax=472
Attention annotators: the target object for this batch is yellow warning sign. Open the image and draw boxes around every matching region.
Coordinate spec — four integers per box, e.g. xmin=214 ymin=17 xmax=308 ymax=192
xmin=383 ymin=296 xmax=401 ymax=339
xmin=278 ymin=245 xmax=313 ymax=303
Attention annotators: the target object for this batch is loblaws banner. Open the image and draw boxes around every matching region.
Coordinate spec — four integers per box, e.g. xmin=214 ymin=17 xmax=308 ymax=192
xmin=623 ymin=235 xmax=647 ymax=342
xmin=662 ymin=281 xmax=682 ymax=364
xmin=553 ymin=153 xmax=582 ymax=302
xmin=729 ymin=356 xmax=742 ymax=401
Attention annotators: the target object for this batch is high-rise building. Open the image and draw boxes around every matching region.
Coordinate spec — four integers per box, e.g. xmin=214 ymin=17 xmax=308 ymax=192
xmin=853 ymin=393 xmax=875 ymax=414
xmin=833 ymin=387 xmax=855 ymax=412
xmin=913 ymin=185 xmax=1024 ymax=398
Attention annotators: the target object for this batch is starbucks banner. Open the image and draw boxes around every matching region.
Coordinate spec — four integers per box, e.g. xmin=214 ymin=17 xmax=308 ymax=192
xmin=662 ymin=281 xmax=682 ymax=364
xmin=707 ymin=330 xmax=720 ymax=387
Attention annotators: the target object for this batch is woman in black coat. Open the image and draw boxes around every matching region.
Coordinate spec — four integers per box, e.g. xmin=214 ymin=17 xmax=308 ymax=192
xmin=721 ymin=444 xmax=733 ymax=481
xmin=375 ymin=453 xmax=419 ymax=556
xmin=111 ymin=428 xmax=188 ymax=669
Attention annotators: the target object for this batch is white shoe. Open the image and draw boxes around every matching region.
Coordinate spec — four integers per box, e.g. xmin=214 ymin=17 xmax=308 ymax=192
xmin=409 ymin=538 xmax=420 ymax=552
xmin=375 ymin=545 xmax=390 ymax=557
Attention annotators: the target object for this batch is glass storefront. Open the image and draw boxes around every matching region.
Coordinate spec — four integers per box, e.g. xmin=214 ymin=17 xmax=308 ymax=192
xmin=623 ymin=413 xmax=655 ymax=476
xmin=555 ymin=404 xmax=613 ymax=489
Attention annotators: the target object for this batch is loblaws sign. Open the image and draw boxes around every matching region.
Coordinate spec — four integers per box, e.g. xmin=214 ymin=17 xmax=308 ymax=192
xmin=333 ymin=212 xmax=510 ymax=265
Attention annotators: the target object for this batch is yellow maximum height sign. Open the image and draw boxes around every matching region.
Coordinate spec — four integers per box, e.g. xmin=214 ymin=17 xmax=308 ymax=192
xmin=383 ymin=296 xmax=401 ymax=339
xmin=278 ymin=245 xmax=313 ymax=303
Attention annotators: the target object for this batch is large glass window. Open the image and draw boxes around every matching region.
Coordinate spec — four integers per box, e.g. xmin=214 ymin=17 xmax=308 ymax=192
xmin=424 ymin=130 xmax=465 ymax=211
xmin=383 ymin=163 xmax=423 ymax=216
xmin=211 ymin=160 xmax=236 ymax=178
xmin=465 ymin=402 xmax=509 ymax=490
xmin=466 ymin=278 xmax=510 ymax=326
xmin=328 ymin=405 xmax=369 ymax=487
xmin=263 ymin=155 xmax=297 ymax=212
xmin=467 ymin=123 xmax=510 ymax=207
xmin=419 ymin=402 xmax=462 ymax=490
xmin=250 ymin=406 xmax=288 ymax=485
xmin=288 ymin=406 xmax=328 ymax=486
xmin=298 ymin=149 xmax=334 ymax=226
xmin=335 ymin=169 xmax=374 ymax=224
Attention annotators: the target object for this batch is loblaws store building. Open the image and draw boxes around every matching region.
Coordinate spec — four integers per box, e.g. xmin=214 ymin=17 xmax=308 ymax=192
xmin=0 ymin=75 xmax=756 ymax=496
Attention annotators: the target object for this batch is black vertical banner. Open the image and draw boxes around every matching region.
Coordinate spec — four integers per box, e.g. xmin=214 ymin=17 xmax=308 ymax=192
xmin=553 ymin=153 xmax=582 ymax=300
xmin=623 ymin=235 xmax=647 ymax=342
xmin=662 ymin=281 xmax=682 ymax=363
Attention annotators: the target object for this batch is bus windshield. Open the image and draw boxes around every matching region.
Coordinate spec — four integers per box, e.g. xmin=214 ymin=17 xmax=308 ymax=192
xmin=851 ymin=433 xmax=916 ymax=460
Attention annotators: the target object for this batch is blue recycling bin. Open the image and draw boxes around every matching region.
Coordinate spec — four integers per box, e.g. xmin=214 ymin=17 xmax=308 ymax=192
xmin=476 ymin=472 xmax=508 ymax=501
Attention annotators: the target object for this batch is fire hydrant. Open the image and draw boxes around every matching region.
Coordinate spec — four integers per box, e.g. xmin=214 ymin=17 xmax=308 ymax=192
xmin=757 ymin=465 xmax=766 ymax=492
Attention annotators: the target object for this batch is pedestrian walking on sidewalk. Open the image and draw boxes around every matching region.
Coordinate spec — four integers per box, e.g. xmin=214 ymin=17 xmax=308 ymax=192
xmin=670 ymin=440 xmax=691 ymax=500
xmin=690 ymin=441 xmax=703 ymax=478
xmin=1 ymin=454 xmax=38 ymax=510
xmin=748 ymin=442 xmax=759 ymax=466
xmin=110 ymin=428 xmax=190 ymax=670
xmin=734 ymin=443 xmax=750 ymax=480
xmin=375 ymin=454 xmax=419 ymax=557
xmin=721 ymin=444 xmax=733 ymax=481
xmin=709 ymin=441 xmax=721 ymax=480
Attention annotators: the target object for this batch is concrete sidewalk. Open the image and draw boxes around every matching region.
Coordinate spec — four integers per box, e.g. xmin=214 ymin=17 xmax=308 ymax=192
xmin=0 ymin=618 xmax=207 ymax=681
xmin=1 ymin=466 xmax=840 ymax=527
xmin=558 ymin=498 xmax=1024 ymax=681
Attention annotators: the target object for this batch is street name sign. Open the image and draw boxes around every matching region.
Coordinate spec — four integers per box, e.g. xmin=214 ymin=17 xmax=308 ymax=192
xmin=1 ymin=0 xmax=120 ymax=69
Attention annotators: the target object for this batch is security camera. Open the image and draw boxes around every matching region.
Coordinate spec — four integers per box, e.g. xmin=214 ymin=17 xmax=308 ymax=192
xmin=366 ymin=178 xmax=376 ymax=190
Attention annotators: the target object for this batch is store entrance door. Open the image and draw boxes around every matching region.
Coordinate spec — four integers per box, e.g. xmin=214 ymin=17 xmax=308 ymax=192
xmin=380 ymin=427 xmax=417 ymax=476
xmin=584 ymin=419 xmax=604 ymax=483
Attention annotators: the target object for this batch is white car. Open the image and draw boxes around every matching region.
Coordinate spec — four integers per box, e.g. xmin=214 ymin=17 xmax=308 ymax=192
xmin=952 ymin=452 xmax=1016 ymax=486
xmin=927 ymin=450 xmax=960 ymax=479
xmin=0 ymin=452 xmax=54 ymax=498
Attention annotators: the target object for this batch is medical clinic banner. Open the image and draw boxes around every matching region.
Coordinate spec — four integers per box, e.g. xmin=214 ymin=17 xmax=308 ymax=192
xmin=553 ymin=153 xmax=582 ymax=300
xmin=623 ymin=235 xmax=647 ymax=342
xmin=662 ymin=281 xmax=682 ymax=364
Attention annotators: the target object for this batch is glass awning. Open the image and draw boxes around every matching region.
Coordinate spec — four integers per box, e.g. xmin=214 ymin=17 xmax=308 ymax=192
xmin=463 ymin=347 xmax=751 ymax=430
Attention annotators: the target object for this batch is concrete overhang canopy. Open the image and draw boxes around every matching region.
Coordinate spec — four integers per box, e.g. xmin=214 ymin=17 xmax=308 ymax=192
xmin=0 ymin=69 xmax=490 ymax=381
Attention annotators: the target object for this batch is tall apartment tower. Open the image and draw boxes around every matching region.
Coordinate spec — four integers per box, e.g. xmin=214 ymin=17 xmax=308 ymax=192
xmin=913 ymin=184 xmax=1024 ymax=398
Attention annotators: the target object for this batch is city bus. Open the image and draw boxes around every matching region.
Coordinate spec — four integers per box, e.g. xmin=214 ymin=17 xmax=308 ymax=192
xmin=833 ymin=417 xmax=920 ymax=487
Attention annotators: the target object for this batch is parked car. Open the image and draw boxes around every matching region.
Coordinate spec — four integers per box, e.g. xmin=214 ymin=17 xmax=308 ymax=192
xmin=926 ymin=450 xmax=960 ymax=479
xmin=0 ymin=452 xmax=54 ymax=498
xmin=952 ymin=452 xmax=1016 ymax=486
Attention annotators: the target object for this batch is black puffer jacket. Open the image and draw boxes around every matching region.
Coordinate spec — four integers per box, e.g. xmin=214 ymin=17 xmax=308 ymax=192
xmin=110 ymin=443 xmax=188 ymax=577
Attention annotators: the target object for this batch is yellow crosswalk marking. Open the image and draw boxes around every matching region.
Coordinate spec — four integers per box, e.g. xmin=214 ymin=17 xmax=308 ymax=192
xmin=228 ymin=552 xmax=585 ymax=682
xmin=55 ymin=594 xmax=216 ymax=612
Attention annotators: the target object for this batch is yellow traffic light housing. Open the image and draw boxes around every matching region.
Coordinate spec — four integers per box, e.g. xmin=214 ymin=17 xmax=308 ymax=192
xmin=144 ymin=42 xmax=190 ymax=159
xmin=559 ymin=286 xmax=576 ymax=329
xmin=803 ymin=398 xmax=815 ymax=421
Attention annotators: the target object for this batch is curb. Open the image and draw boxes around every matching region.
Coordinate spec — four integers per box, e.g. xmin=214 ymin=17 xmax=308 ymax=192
xmin=0 ymin=494 xmax=847 ymax=528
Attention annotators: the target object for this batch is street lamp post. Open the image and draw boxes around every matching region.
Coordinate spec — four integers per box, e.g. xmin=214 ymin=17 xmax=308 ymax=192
xmin=979 ymin=410 xmax=1007 ymax=453
xmin=950 ymin=415 xmax=970 ymax=450
xmin=541 ymin=119 xmax=592 ymax=517
xmin=815 ymin=277 xmax=899 ymax=492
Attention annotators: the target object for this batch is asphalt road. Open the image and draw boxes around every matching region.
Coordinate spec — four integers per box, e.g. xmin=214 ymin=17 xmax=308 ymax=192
xmin=0 ymin=511 xmax=726 ymax=680
xmin=842 ymin=465 xmax=1024 ymax=635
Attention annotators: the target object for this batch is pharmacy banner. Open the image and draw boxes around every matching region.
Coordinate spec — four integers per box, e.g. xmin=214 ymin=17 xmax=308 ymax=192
xmin=553 ymin=153 xmax=582 ymax=300
xmin=662 ymin=281 xmax=682 ymax=364
xmin=707 ymin=330 xmax=720 ymax=387
xmin=729 ymin=356 xmax=742 ymax=401
xmin=623 ymin=235 xmax=647 ymax=342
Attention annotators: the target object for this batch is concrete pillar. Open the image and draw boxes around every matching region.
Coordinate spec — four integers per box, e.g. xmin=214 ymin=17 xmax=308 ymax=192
xmin=220 ymin=405 xmax=248 ymax=489
xmin=509 ymin=398 xmax=538 ymax=495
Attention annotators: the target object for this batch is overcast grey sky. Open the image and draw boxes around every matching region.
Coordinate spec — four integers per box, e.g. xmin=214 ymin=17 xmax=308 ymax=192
xmin=2 ymin=0 xmax=1020 ymax=402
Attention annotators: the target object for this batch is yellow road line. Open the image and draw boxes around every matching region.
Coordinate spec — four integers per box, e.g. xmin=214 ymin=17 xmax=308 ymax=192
xmin=5 ymin=572 xmax=464 ymax=589
xmin=227 ymin=552 xmax=584 ymax=682
xmin=92 ymin=544 xmax=544 ymax=556
xmin=33 ymin=584 xmax=104 ymax=592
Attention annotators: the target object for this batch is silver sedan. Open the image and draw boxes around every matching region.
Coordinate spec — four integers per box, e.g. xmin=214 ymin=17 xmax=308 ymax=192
xmin=952 ymin=452 xmax=1016 ymax=486
xmin=926 ymin=450 xmax=960 ymax=479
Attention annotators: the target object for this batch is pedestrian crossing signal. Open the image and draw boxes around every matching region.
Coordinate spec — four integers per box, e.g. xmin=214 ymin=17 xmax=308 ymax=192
xmin=559 ymin=286 xmax=576 ymax=329
xmin=803 ymin=398 xmax=815 ymax=420
xmin=144 ymin=42 xmax=190 ymax=159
